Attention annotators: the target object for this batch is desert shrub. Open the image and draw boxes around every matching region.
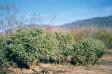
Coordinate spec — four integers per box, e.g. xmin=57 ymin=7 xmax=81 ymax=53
xmin=0 ymin=28 xmax=43 ymax=68
xmin=55 ymin=33 xmax=75 ymax=64
xmin=38 ymin=32 xmax=60 ymax=64
xmin=94 ymin=31 xmax=112 ymax=48
xmin=0 ymin=27 xmax=106 ymax=68
xmin=71 ymin=38 xmax=105 ymax=65
xmin=2 ymin=28 xmax=60 ymax=67
xmin=3 ymin=28 xmax=38 ymax=68
xmin=0 ymin=45 xmax=9 ymax=67
xmin=0 ymin=34 xmax=11 ymax=68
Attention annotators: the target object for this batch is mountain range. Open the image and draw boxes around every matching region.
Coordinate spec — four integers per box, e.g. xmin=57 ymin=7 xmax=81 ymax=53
xmin=60 ymin=15 xmax=112 ymax=28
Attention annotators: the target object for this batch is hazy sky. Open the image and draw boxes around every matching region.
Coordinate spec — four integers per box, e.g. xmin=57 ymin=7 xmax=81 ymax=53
xmin=0 ymin=0 xmax=112 ymax=25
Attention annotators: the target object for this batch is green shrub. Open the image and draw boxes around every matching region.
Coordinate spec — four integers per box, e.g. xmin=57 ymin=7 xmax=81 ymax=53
xmin=3 ymin=28 xmax=38 ymax=68
xmin=71 ymin=38 xmax=105 ymax=65
xmin=38 ymin=32 xmax=60 ymax=63
xmin=94 ymin=31 xmax=112 ymax=48
xmin=2 ymin=28 xmax=60 ymax=67
xmin=0 ymin=27 xmax=106 ymax=68
xmin=55 ymin=33 xmax=75 ymax=56
xmin=0 ymin=46 xmax=9 ymax=67
xmin=0 ymin=35 xmax=11 ymax=68
xmin=54 ymin=33 xmax=75 ymax=64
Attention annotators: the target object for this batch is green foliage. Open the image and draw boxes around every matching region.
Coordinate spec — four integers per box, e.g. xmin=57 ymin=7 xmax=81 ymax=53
xmin=0 ymin=45 xmax=9 ymax=67
xmin=3 ymin=28 xmax=39 ymax=68
xmin=55 ymin=33 xmax=75 ymax=56
xmin=0 ymin=34 xmax=11 ymax=67
xmin=54 ymin=33 xmax=76 ymax=64
xmin=0 ymin=28 xmax=106 ymax=68
xmin=0 ymin=28 xmax=60 ymax=67
xmin=94 ymin=31 xmax=112 ymax=48
xmin=72 ymin=38 xmax=105 ymax=65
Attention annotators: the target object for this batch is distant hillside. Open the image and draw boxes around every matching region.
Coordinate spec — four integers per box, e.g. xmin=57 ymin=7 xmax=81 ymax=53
xmin=60 ymin=15 xmax=112 ymax=28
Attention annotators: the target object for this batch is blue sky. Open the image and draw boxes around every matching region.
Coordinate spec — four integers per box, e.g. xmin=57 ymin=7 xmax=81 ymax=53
xmin=0 ymin=0 xmax=112 ymax=26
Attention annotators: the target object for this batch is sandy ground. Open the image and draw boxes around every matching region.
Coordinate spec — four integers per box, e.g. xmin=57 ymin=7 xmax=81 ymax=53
xmin=1 ymin=49 xmax=112 ymax=74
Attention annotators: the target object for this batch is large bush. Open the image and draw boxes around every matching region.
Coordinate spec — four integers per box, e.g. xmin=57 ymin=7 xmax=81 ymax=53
xmin=2 ymin=28 xmax=60 ymax=68
xmin=71 ymin=38 xmax=105 ymax=65
xmin=0 ymin=45 xmax=9 ymax=67
xmin=55 ymin=33 xmax=75 ymax=63
xmin=0 ymin=27 xmax=106 ymax=68
xmin=0 ymin=34 xmax=11 ymax=68
xmin=3 ymin=28 xmax=39 ymax=68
